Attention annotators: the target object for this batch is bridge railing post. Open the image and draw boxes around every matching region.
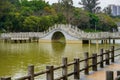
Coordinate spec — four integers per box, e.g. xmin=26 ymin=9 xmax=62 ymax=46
xmin=74 ymin=58 xmax=80 ymax=79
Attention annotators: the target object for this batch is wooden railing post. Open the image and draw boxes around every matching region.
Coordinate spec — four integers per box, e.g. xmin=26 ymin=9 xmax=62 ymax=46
xmin=62 ymin=57 xmax=68 ymax=80
xmin=111 ymin=46 xmax=115 ymax=63
xmin=28 ymin=65 xmax=34 ymax=80
xmin=100 ymin=49 xmax=104 ymax=68
xmin=84 ymin=52 xmax=89 ymax=75
xmin=46 ymin=66 xmax=54 ymax=80
xmin=116 ymin=71 xmax=120 ymax=80
xmin=117 ymin=71 xmax=120 ymax=76
xmin=92 ymin=54 xmax=97 ymax=71
xmin=106 ymin=71 xmax=113 ymax=80
xmin=105 ymin=50 xmax=110 ymax=65
xmin=113 ymin=39 xmax=115 ymax=44
xmin=0 ymin=77 xmax=11 ymax=80
xmin=74 ymin=58 xmax=80 ymax=79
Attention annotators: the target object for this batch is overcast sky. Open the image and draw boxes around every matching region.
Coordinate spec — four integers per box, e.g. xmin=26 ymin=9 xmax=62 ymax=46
xmin=45 ymin=0 xmax=120 ymax=9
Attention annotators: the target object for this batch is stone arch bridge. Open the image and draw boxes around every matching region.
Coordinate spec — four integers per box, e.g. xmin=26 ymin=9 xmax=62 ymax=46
xmin=1 ymin=24 xmax=120 ymax=43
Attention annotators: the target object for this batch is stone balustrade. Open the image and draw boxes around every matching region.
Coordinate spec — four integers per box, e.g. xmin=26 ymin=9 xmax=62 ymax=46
xmin=1 ymin=24 xmax=120 ymax=40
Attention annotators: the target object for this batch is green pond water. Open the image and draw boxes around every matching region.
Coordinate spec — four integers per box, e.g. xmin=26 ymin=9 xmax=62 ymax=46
xmin=0 ymin=41 xmax=120 ymax=79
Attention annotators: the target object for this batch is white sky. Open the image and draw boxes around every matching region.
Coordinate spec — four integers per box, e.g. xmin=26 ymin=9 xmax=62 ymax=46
xmin=45 ymin=0 xmax=120 ymax=9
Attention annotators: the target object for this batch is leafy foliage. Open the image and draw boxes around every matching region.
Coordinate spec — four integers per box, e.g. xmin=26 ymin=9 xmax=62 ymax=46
xmin=72 ymin=8 xmax=90 ymax=30
xmin=97 ymin=14 xmax=117 ymax=31
xmin=60 ymin=0 xmax=74 ymax=23
xmin=0 ymin=0 xmax=118 ymax=32
xmin=79 ymin=0 xmax=100 ymax=13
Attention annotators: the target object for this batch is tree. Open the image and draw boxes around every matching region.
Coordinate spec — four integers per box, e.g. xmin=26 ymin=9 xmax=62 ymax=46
xmin=57 ymin=13 xmax=66 ymax=24
xmin=89 ymin=13 xmax=99 ymax=31
xmin=52 ymin=3 xmax=61 ymax=13
xmin=72 ymin=8 xmax=90 ymax=30
xmin=97 ymin=13 xmax=117 ymax=31
xmin=23 ymin=16 xmax=40 ymax=32
xmin=103 ymin=6 xmax=111 ymax=15
xmin=95 ymin=6 xmax=101 ymax=13
xmin=9 ymin=0 xmax=20 ymax=6
xmin=61 ymin=0 xmax=73 ymax=23
xmin=43 ymin=6 xmax=56 ymax=15
xmin=11 ymin=12 xmax=25 ymax=32
xmin=79 ymin=0 xmax=100 ymax=13
xmin=20 ymin=6 xmax=33 ymax=16
xmin=39 ymin=16 xmax=56 ymax=31
xmin=20 ymin=0 xmax=50 ymax=16
xmin=0 ymin=0 xmax=16 ymax=32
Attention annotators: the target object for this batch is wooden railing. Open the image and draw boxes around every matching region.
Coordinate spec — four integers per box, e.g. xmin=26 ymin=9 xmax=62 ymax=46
xmin=1 ymin=46 xmax=120 ymax=80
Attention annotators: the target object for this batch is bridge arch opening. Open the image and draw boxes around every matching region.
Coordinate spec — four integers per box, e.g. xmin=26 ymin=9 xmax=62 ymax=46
xmin=51 ymin=31 xmax=66 ymax=43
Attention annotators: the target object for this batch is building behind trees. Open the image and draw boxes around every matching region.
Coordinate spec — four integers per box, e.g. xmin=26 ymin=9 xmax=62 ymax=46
xmin=109 ymin=5 xmax=120 ymax=16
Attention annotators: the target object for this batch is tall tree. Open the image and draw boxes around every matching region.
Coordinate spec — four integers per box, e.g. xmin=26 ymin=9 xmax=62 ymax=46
xmin=97 ymin=14 xmax=117 ymax=32
xmin=9 ymin=0 xmax=20 ymax=5
xmin=72 ymin=8 xmax=90 ymax=30
xmin=61 ymin=0 xmax=73 ymax=23
xmin=79 ymin=0 xmax=100 ymax=13
xmin=23 ymin=16 xmax=40 ymax=32
xmin=20 ymin=0 xmax=50 ymax=16
xmin=103 ymin=6 xmax=111 ymax=15
xmin=89 ymin=13 xmax=99 ymax=31
xmin=0 ymin=0 xmax=16 ymax=32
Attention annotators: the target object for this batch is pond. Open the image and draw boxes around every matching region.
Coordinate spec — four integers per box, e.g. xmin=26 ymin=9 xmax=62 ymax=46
xmin=0 ymin=41 xmax=120 ymax=79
